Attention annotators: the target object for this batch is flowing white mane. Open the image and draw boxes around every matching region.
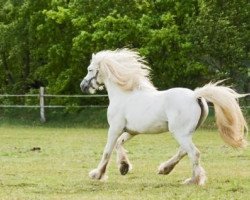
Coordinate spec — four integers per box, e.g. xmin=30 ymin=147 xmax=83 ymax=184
xmin=93 ymin=49 xmax=156 ymax=91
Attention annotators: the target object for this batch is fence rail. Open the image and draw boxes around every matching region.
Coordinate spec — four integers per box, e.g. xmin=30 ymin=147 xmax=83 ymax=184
xmin=0 ymin=87 xmax=249 ymax=123
xmin=0 ymin=94 xmax=108 ymax=98
xmin=0 ymin=87 xmax=108 ymax=122
xmin=0 ymin=105 xmax=107 ymax=108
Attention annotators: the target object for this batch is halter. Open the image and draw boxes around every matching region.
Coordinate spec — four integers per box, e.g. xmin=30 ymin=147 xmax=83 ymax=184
xmin=86 ymin=70 xmax=103 ymax=90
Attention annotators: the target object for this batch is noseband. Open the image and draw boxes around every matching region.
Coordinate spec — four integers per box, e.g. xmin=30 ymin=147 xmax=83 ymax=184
xmin=87 ymin=70 xmax=102 ymax=89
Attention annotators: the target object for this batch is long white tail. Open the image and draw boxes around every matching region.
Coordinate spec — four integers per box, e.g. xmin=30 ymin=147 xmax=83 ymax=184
xmin=194 ymin=81 xmax=248 ymax=148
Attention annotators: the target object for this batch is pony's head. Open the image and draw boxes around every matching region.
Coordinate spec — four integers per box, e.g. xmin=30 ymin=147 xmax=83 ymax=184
xmin=80 ymin=53 xmax=105 ymax=94
xmin=80 ymin=49 xmax=155 ymax=94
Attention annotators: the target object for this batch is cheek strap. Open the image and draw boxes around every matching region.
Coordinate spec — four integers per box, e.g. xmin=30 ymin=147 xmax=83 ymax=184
xmin=88 ymin=71 xmax=103 ymax=89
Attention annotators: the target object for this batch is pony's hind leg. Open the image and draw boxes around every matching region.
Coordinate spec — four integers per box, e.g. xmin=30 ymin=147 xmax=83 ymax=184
xmin=174 ymin=134 xmax=207 ymax=185
xmin=158 ymin=147 xmax=187 ymax=175
xmin=116 ymin=132 xmax=133 ymax=175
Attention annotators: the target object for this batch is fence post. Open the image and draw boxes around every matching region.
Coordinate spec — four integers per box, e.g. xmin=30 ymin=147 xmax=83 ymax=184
xmin=40 ymin=87 xmax=46 ymax=123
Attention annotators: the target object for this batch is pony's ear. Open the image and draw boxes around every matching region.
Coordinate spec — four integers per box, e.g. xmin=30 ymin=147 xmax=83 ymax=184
xmin=92 ymin=53 xmax=95 ymax=58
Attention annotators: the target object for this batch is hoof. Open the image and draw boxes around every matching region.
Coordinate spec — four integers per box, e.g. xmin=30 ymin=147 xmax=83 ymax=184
xmin=182 ymin=178 xmax=195 ymax=185
xmin=182 ymin=176 xmax=206 ymax=186
xmin=158 ymin=163 xmax=175 ymax=175
xmin=89 ymin=169 xmax=108 ymax=181
xmin=119 ymin=161 xmax=129 ymax=175
xmin=183 ymin=166 xmax=206 ymax=186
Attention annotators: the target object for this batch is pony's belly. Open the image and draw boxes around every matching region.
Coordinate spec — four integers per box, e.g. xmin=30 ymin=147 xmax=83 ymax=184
xmin=125 ymin=121 xmax=168 ymax=135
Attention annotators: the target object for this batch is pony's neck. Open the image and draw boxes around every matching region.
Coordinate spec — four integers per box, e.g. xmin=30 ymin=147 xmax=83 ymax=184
xmin=104 ymin=80 xmax=130 ymax=101
xmin=104 ymin=79 xmax=157 ymax=102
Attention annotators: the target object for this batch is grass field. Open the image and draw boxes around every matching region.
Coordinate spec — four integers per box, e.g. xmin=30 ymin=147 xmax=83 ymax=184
xmin=0 ymin=125 xmax=249 ymax=200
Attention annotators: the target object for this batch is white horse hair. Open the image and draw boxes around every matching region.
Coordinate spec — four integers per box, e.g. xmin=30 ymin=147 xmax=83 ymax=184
xmin=80 ymin=48 xmax=248 ymax=185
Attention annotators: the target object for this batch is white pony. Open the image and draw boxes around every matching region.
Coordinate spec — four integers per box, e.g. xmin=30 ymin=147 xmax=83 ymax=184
xmin=80 ymin=49 xmax=248 ymax=185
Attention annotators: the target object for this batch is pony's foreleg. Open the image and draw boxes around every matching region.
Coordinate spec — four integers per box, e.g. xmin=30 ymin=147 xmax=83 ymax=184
xmin=158 ymin=147 xmax=187 ymax=175
xmin=174 ymin=134 xmax=206 ymax=185
xmin=89 ymin=127 xmax=122 ymax=180
xmin=116 ymin=132 xmax=133 ymax=175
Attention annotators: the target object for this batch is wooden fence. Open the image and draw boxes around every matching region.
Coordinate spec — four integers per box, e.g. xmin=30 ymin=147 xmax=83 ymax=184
xmin=0 ymin=87 xmax=249 ymax=123
xmin=0 ymin=87 xmax=108 ymax=123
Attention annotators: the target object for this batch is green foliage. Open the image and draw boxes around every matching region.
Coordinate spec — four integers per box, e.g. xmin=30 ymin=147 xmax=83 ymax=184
xmin=0 ymin=0 xmax=249 ymax=103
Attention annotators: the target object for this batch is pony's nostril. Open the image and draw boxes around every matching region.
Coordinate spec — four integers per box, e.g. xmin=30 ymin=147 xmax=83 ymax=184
xmin=81 ymin=86 xmax=87 ymax=93
xmin=80 ymin=80 xmax=88 ymax=92
xmin=80 ymin=83 xmax=86 ymax=92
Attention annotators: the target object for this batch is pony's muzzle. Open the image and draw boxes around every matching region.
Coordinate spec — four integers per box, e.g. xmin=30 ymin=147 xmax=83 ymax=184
xmin=80 ymin=80 xmax=90 ymax=93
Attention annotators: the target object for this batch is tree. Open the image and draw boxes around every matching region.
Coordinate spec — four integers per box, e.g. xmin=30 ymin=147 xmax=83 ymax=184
xmin=0 ymin=0 xmax=249 ymax=105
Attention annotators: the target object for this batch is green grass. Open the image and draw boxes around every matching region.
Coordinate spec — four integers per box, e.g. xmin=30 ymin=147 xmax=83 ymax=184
xmin=0 ymin=126 xmax=249 ymax=200
xmin=0 ymin=108 xmax=108 ymax=128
